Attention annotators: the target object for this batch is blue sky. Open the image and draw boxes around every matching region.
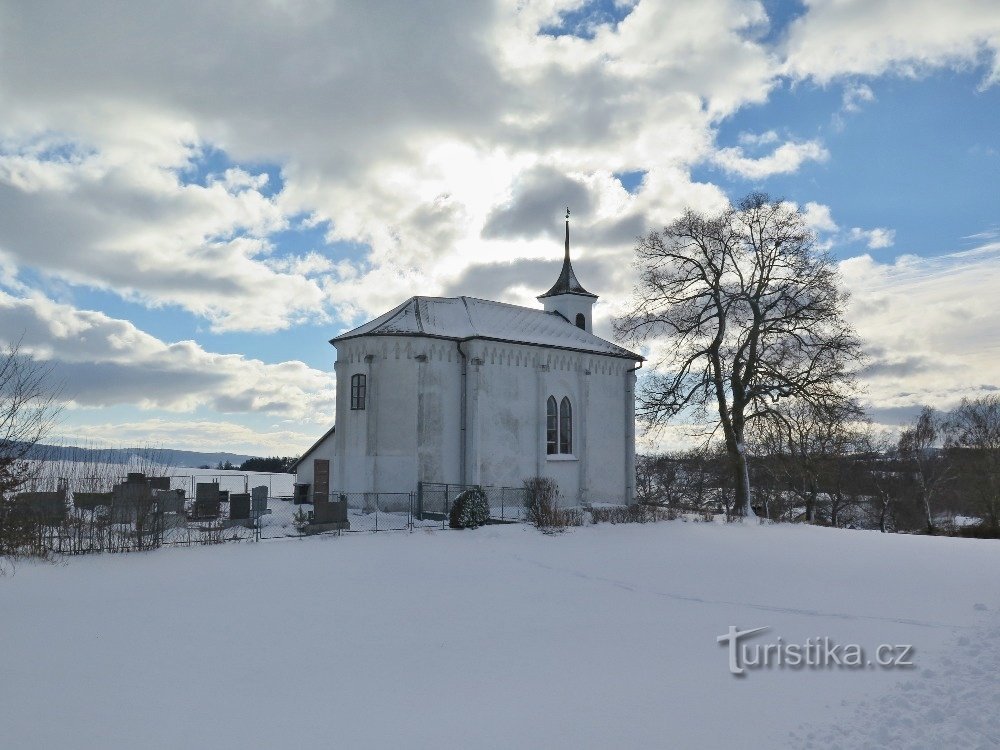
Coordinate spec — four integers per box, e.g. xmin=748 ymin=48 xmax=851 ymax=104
xmin=1 ymin=0 xmax=999 ymax=454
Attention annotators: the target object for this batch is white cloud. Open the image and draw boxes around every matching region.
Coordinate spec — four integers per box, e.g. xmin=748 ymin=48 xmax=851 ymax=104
xmin=801 ymin=201 xmax=839 ymax=233
xmin=712 ymin=139 xmax=830 ymax=179
xmin=56 ymin=419 xmax=323 ymax=456
xmin=0 ymin=290 xmax=335 ymax=422
xmin=849 ymin=226 xmax=896 ymax=249
xmin=840 ymin=241 xmax=1000 ymax=420
xmin=737 ymin=130 xmax=780 ymax=147
xmin=783 ymin=0 xmax=1000 ymax=87
xmin=841 ymin=82 xmax=876 ymax=113
xmin=0 ymin=0 xmax=997 ymax=451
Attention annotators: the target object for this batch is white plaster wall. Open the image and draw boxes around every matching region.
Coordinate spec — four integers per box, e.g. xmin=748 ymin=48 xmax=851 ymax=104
xmin=330 ymin=334 xmax=638 ymax=504
xmin=294 ymin=433 xmax=337 ymax=492
xmin=540 ymin=293 xmax=595 ymax=333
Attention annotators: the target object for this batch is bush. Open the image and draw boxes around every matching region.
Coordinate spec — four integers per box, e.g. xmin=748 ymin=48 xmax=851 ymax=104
xmin=523 ymin=477 xmax=582 ymax=531
xmin=590 ymin=504 xmax=675 ymax=524
xmin=449 ymin=488 xmax=490 ymax=529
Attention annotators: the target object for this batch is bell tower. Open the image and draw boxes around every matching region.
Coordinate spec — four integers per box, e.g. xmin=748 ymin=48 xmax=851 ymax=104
xmin=537 ymin=208 xmax=597 ymax=333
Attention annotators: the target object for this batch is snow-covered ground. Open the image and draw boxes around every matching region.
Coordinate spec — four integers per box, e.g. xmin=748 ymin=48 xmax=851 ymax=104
xmin=1 ymin=521 xmax=997 ymax=749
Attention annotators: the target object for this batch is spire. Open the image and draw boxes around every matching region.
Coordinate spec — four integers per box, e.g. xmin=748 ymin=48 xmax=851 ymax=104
xmin=538 ymin=207 xmax=597 ymax=300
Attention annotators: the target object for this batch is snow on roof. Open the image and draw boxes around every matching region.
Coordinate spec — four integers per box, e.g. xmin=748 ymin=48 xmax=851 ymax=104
xmin=331 ymin=296 xmax=642 ymax=360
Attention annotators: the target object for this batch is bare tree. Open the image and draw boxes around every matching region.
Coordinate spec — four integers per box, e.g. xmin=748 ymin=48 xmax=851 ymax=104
xmin=897 ymin=406 xmax=951 ymax=535
xmin=945 ymin=395 xmax=1000 ymax=532
xmin=0 ymin=339 xmax=63 ymax=499
xmin=750 ymin=398 xmax=867 ymax=524
xmin=615 ymin=193 xmax=863 ymax=516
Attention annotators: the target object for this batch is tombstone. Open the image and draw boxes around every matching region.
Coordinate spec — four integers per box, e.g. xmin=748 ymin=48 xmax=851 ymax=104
xmin=12 ymin=491 xmax=67 ymax=524
xmin=193 ymin=483 xmax=221 ymax=519
xmin=148 ymin=476 xmax=171 ymax=491
xmin=251 ymin=486 xmax=271 ymax=516
xmin=112 ymin=480 xmax=154 ymax=523
xmin=153 ymin=489 xmax=185 ymax=514
xmin=294 ymin=483 xmax=311 ymax=505
xmin=310 ymin=495 xmax=349 ymax=531
xmin=73 ymin=492 xmax=113 ymax=511
xmin=229 ymin=493 xmax=251 ymax=520
xmin=127 ymin=472 xmax=146 ymax=484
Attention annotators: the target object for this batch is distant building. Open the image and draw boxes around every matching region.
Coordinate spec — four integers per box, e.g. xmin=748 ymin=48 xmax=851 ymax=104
xmin=295 ymin=213 xmax=642 ymax=504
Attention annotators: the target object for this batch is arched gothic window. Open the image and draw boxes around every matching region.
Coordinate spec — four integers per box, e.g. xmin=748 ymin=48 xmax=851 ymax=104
xmin=575 ymin=313 xmax=586 ymax=329
xmin=546 ymin=395 xmax=573 ymax=455
xmin=350 ymin=373 xmax=366 ymax=410
xmin=546 ymin=396 xmax=558 ymax=455
xmin=559 ymin=397 xmax=572 ymax=454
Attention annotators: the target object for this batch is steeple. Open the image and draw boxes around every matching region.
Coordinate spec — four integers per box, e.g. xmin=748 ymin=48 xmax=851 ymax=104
xmin=538 ymin=207 xmax=598 ymax=300
xmin=538 ymin=208 xmax=597 ymax=332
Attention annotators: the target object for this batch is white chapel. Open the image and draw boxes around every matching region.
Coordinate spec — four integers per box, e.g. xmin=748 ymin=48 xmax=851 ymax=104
xmin=295 ymin=213 xmax=643 ymax=505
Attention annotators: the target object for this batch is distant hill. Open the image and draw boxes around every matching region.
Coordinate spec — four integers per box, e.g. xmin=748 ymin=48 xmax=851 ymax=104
xmin=26 ymin=444 xmax=258 ymax=469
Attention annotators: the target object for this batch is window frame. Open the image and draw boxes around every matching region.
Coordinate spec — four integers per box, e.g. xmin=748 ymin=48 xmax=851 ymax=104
xmin=350 ymin=373 xmax=366 ymax=410
xmin=546 ymin=395 xmax=558 ymax=455
xmin=559 ymin=396 xmax=572 ymax=454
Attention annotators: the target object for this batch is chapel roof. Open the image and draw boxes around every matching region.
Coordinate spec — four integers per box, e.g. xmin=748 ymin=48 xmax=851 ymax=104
xmin=330 ymin=296 xmax=642 ymax=361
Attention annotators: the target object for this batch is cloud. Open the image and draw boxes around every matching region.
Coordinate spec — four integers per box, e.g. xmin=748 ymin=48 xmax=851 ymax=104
xmin=841 ymin=82 xmax=876 ymax=113
xmin=0 ymin=139 xmax=334 ymax=333
xmin=0 ymin=0 xmax=998 ymax=451
xmin=55 ymin=419 xmax=323 ymax=456
xmin=0 ymin=290 xmax=335 ymax=422
xmin=712 ymin=139 xmax=830 ymax=179
xmin=840 ymin=242 xmax=1000 ymax=418
xmin=737 ymin=130 xmax=781 ymax=147
xmin=849 ymin=226 xmax=896 ymax=249
xmin=482 ymin=168 xmax=594 ymax=241
xmin=801 ymin=201 xmax=839 ymax=233
xmin=782 ymin=0 xmax=1000 ymax=87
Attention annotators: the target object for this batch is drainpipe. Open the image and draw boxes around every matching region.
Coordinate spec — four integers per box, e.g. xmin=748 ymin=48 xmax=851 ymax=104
xmin=625 ymin=360 xmax=643 ymax=504
xmin=457 ymin=340 xmax=467 ymax=485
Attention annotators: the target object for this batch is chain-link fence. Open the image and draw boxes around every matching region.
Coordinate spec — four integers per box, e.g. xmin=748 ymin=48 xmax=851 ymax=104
xmin=2 ymin=476 xmax=536 ymax=557
xmin=416 ymin=482 xmax=529 ymax=524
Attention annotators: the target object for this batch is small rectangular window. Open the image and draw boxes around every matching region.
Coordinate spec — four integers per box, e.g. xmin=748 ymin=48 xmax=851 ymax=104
xmin=350 ymin=373 xmax=366 ymax=410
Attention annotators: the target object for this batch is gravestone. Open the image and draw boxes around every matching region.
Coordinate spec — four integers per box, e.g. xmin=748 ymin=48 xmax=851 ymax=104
xmin=153 ymin=489 xmax=185 ymax=514
xmin=310 ymin=496 xmax=349 ymax=531
xmin=111 ymin=480 xmax=154 ymax=523
xmin=251 ymin=486 xmax=270 ymax=516
xmin=229 ymin=493 xmax=251 ymax=520
xmin=193 ymin=483 xmax=221 ymax=519
xmin=13 ymin=491 xmax=68 ymax=524
xmin=73 ymin=492 xmax=112 ymax=511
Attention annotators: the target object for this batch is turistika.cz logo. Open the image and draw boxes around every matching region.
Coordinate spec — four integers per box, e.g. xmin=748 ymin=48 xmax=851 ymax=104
xmin=717 ymin=626 xmax=915 ymax=676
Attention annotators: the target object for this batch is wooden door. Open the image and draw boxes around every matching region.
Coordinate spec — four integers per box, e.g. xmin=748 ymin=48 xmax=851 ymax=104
xmin=313 ymin=459 xmax=330 ymax=501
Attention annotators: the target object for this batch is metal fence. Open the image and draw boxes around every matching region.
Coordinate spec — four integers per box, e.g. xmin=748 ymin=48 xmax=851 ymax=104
xmin=1 ymin=477 xmax=536 ymax=558
xmin=416 ymin=482 xmax=529 ymax=524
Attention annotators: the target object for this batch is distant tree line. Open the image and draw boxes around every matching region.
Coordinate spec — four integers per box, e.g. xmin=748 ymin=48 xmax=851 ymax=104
xmin=236 ymin=456 xmax=298 ymax=473
xmin=635 ymin=394 xmax=1000 ymax=538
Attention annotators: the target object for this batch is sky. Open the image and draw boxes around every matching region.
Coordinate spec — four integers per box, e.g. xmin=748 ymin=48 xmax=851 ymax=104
xmin=1 ymin=0 xmax=998 ymax=455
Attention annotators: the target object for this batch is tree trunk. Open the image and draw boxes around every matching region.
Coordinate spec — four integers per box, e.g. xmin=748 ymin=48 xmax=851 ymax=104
xmin=730 ymin=440 xmax=755 ymax=518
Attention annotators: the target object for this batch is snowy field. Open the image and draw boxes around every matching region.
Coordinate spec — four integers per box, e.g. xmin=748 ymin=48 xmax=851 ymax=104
xmin=1 ymin=521 xmax=997 ymax=749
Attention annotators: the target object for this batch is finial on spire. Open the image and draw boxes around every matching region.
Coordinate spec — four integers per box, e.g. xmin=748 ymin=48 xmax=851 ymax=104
xmin=564 ymin=206 xmax=570 ymax=260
